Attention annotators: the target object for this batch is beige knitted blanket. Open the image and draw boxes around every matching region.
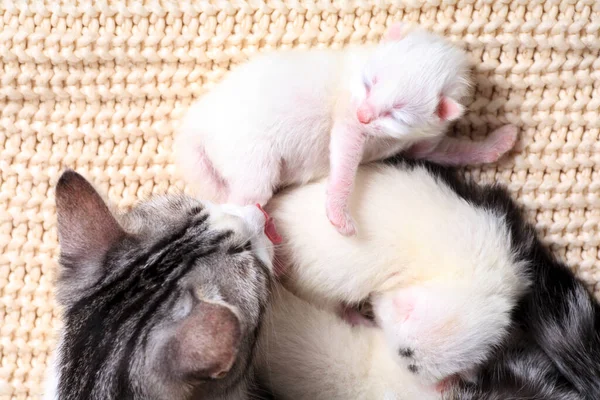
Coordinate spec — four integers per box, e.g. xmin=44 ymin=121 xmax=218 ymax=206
xmin=1 ymin=1 xmax=599 ymax=398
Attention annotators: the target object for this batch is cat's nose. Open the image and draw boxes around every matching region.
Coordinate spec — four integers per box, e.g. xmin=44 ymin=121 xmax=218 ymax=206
xmin=357 ymin=104 xmax=374 ymax=124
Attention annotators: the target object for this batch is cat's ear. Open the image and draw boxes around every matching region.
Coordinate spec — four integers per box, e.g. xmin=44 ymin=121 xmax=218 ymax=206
xmin=55 ymin=170 xmax=126 ymax=274
xmin=383 ymin=22 xmax=406 ymax=42
xmin=436 ymin=96 xmax=464 ymax=122
xmin=167 ymin=301 xmax=241 ymax=381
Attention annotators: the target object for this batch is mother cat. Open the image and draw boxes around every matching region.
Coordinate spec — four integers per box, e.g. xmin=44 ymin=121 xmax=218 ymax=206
xmin=257 ymin=159 xmax=600 ymax=399
xmin=45 ymin=171 xmax=278 ymax=400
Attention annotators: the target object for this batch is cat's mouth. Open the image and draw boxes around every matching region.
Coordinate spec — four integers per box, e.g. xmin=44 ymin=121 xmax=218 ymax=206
xmin=256 ymin=204 xmax=282 ymax=245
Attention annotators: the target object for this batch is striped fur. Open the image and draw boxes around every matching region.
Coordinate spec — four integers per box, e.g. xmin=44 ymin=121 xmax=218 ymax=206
xmin=47 ymin=171 xmax=274 ymax=400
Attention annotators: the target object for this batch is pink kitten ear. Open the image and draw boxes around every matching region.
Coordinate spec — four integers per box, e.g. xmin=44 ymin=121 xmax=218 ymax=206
xmin=436 ymin=97 xmax=464 ymax=122
xmin=383 ymin=22 xmax=406 ymax=42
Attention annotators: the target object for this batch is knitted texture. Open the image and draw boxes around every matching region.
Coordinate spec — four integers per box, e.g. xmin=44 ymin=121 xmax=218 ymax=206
xmin=1 ymin=1 xmax=599 ymax=398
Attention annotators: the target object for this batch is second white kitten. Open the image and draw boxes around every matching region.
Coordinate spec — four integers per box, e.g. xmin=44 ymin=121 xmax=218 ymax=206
xmin=256 ymin=286 xmax=441 ymax=400
xmin=265 ymin=163 xmax=529 ymax=388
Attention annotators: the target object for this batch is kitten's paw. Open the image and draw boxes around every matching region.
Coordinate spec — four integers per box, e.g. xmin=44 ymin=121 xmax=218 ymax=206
xmin=480 ymin=124 xmax=518 ymax=163
xmin=326 ymin=203 xmax=357 ymax=236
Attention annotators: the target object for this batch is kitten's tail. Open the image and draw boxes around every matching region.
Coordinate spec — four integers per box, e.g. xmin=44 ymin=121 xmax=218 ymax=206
xmin=525 ymin=251 xmax=600 ymax=399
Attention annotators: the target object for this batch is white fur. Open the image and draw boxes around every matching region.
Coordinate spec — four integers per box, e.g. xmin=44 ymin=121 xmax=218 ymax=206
xmin=256 ymin=286 xmax=441 ymax=400
xmin=43 ymin=336 xmax=61 ymax=400
xmin=174 ymin=26 xmax=470 ymax=204
xmin=204 ymin=202 xmax=275 ymax=267
xmin=265 ymin=164 xmax=529 ymax=385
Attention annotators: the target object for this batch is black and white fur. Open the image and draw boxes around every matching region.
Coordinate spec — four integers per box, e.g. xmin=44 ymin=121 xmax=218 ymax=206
xmin=257 ymin=158 xmax=600 ymax=399
xmin=408 ymin=159 xmax=600 ymax=399
xmin=44 ymin=170 xmax=276 ymax=400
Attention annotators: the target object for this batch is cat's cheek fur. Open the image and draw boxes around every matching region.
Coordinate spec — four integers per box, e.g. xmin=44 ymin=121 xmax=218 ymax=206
xmin=205 ymin=202 xmax=275 ymax=269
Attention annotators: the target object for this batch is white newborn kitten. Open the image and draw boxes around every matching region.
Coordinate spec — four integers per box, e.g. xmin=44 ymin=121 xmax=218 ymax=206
xmin=256 ymin=285 xmax=440 ymax=400
xmin=265 ymin=163 xmax=529 ymax=388
xmin=175 ymin=23 xmax=517 ymax=236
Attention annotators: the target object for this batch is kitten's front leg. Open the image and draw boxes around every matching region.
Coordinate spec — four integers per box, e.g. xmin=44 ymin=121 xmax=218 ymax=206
xmin=326 ymin=122 xmax=366 ymax=236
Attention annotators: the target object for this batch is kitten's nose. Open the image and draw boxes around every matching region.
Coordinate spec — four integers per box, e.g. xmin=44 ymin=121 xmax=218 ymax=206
xmin=357 ymin=104 xmax=374 ymax=124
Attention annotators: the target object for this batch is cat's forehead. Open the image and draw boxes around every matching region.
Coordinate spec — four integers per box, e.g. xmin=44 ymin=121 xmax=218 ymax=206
xmin=122 ymin=194 xmax=202 ymax=235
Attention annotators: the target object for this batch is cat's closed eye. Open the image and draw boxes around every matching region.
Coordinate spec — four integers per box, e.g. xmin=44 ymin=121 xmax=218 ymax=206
xmin=228 ymin=240 xmax=252 ymax=255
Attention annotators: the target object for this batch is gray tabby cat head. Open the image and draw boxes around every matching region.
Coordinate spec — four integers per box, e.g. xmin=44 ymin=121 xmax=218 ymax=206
xmin=52 ymin=170 xmax=275 ymax=400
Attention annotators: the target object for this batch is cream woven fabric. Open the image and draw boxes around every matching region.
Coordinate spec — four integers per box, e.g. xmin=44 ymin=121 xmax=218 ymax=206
xmin=1 ymin=1 xmax=599 ymax=398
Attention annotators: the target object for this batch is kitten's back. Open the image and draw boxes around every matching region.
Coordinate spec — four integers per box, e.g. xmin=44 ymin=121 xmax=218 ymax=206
xmin=267 ymin=163 xmax=524 ymax=306
xmin=175 ymin=48 xmax=342 ymax=197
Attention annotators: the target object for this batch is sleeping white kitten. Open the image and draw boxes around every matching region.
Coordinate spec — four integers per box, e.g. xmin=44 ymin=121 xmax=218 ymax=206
xmin=264 ymin=162 xmax=529 ymax=389
xmin=175 ymin=22 xmax=517 ymax=237
xmin=256 ymin=285 xmax=440 ymax=400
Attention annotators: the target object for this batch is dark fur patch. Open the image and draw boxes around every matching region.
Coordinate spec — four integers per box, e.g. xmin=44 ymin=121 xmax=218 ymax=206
xmin=398 ymin=348 xmax=414 ymax=358
xmin=408 ymin=364 xmax=419 ymax=374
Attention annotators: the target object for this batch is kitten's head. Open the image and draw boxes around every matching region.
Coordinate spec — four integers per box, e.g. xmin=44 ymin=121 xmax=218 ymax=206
xmin=372 ymin=279 xmax=526 ymax=387
xmin=353 ymin=23 xmax=471 ymax=140
xmin=370 ymin=210 xmax=529 ymax=388
xmin=53 ymin=170 xmax=276 ymax=400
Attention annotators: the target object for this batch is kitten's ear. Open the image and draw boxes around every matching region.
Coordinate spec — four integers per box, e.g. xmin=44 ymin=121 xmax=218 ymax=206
xmin=55 ymin=170 xmax=126 ymax=273
xmin=383 ymin=22 xmax=406 ymax=42
xmin=168 ymin=302 xmax=241 ymax=381
xmin=437 ymin=96 xmax=464 ymax=122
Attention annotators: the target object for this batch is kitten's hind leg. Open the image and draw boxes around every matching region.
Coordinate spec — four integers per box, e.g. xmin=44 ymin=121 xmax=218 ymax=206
xmin=174 ymin=134 xmax=230 ymax=202
xmin=408 ymin=124 xmax=518 ymax=166
xmin=225 ymin=160 xmax=280 ymax=206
